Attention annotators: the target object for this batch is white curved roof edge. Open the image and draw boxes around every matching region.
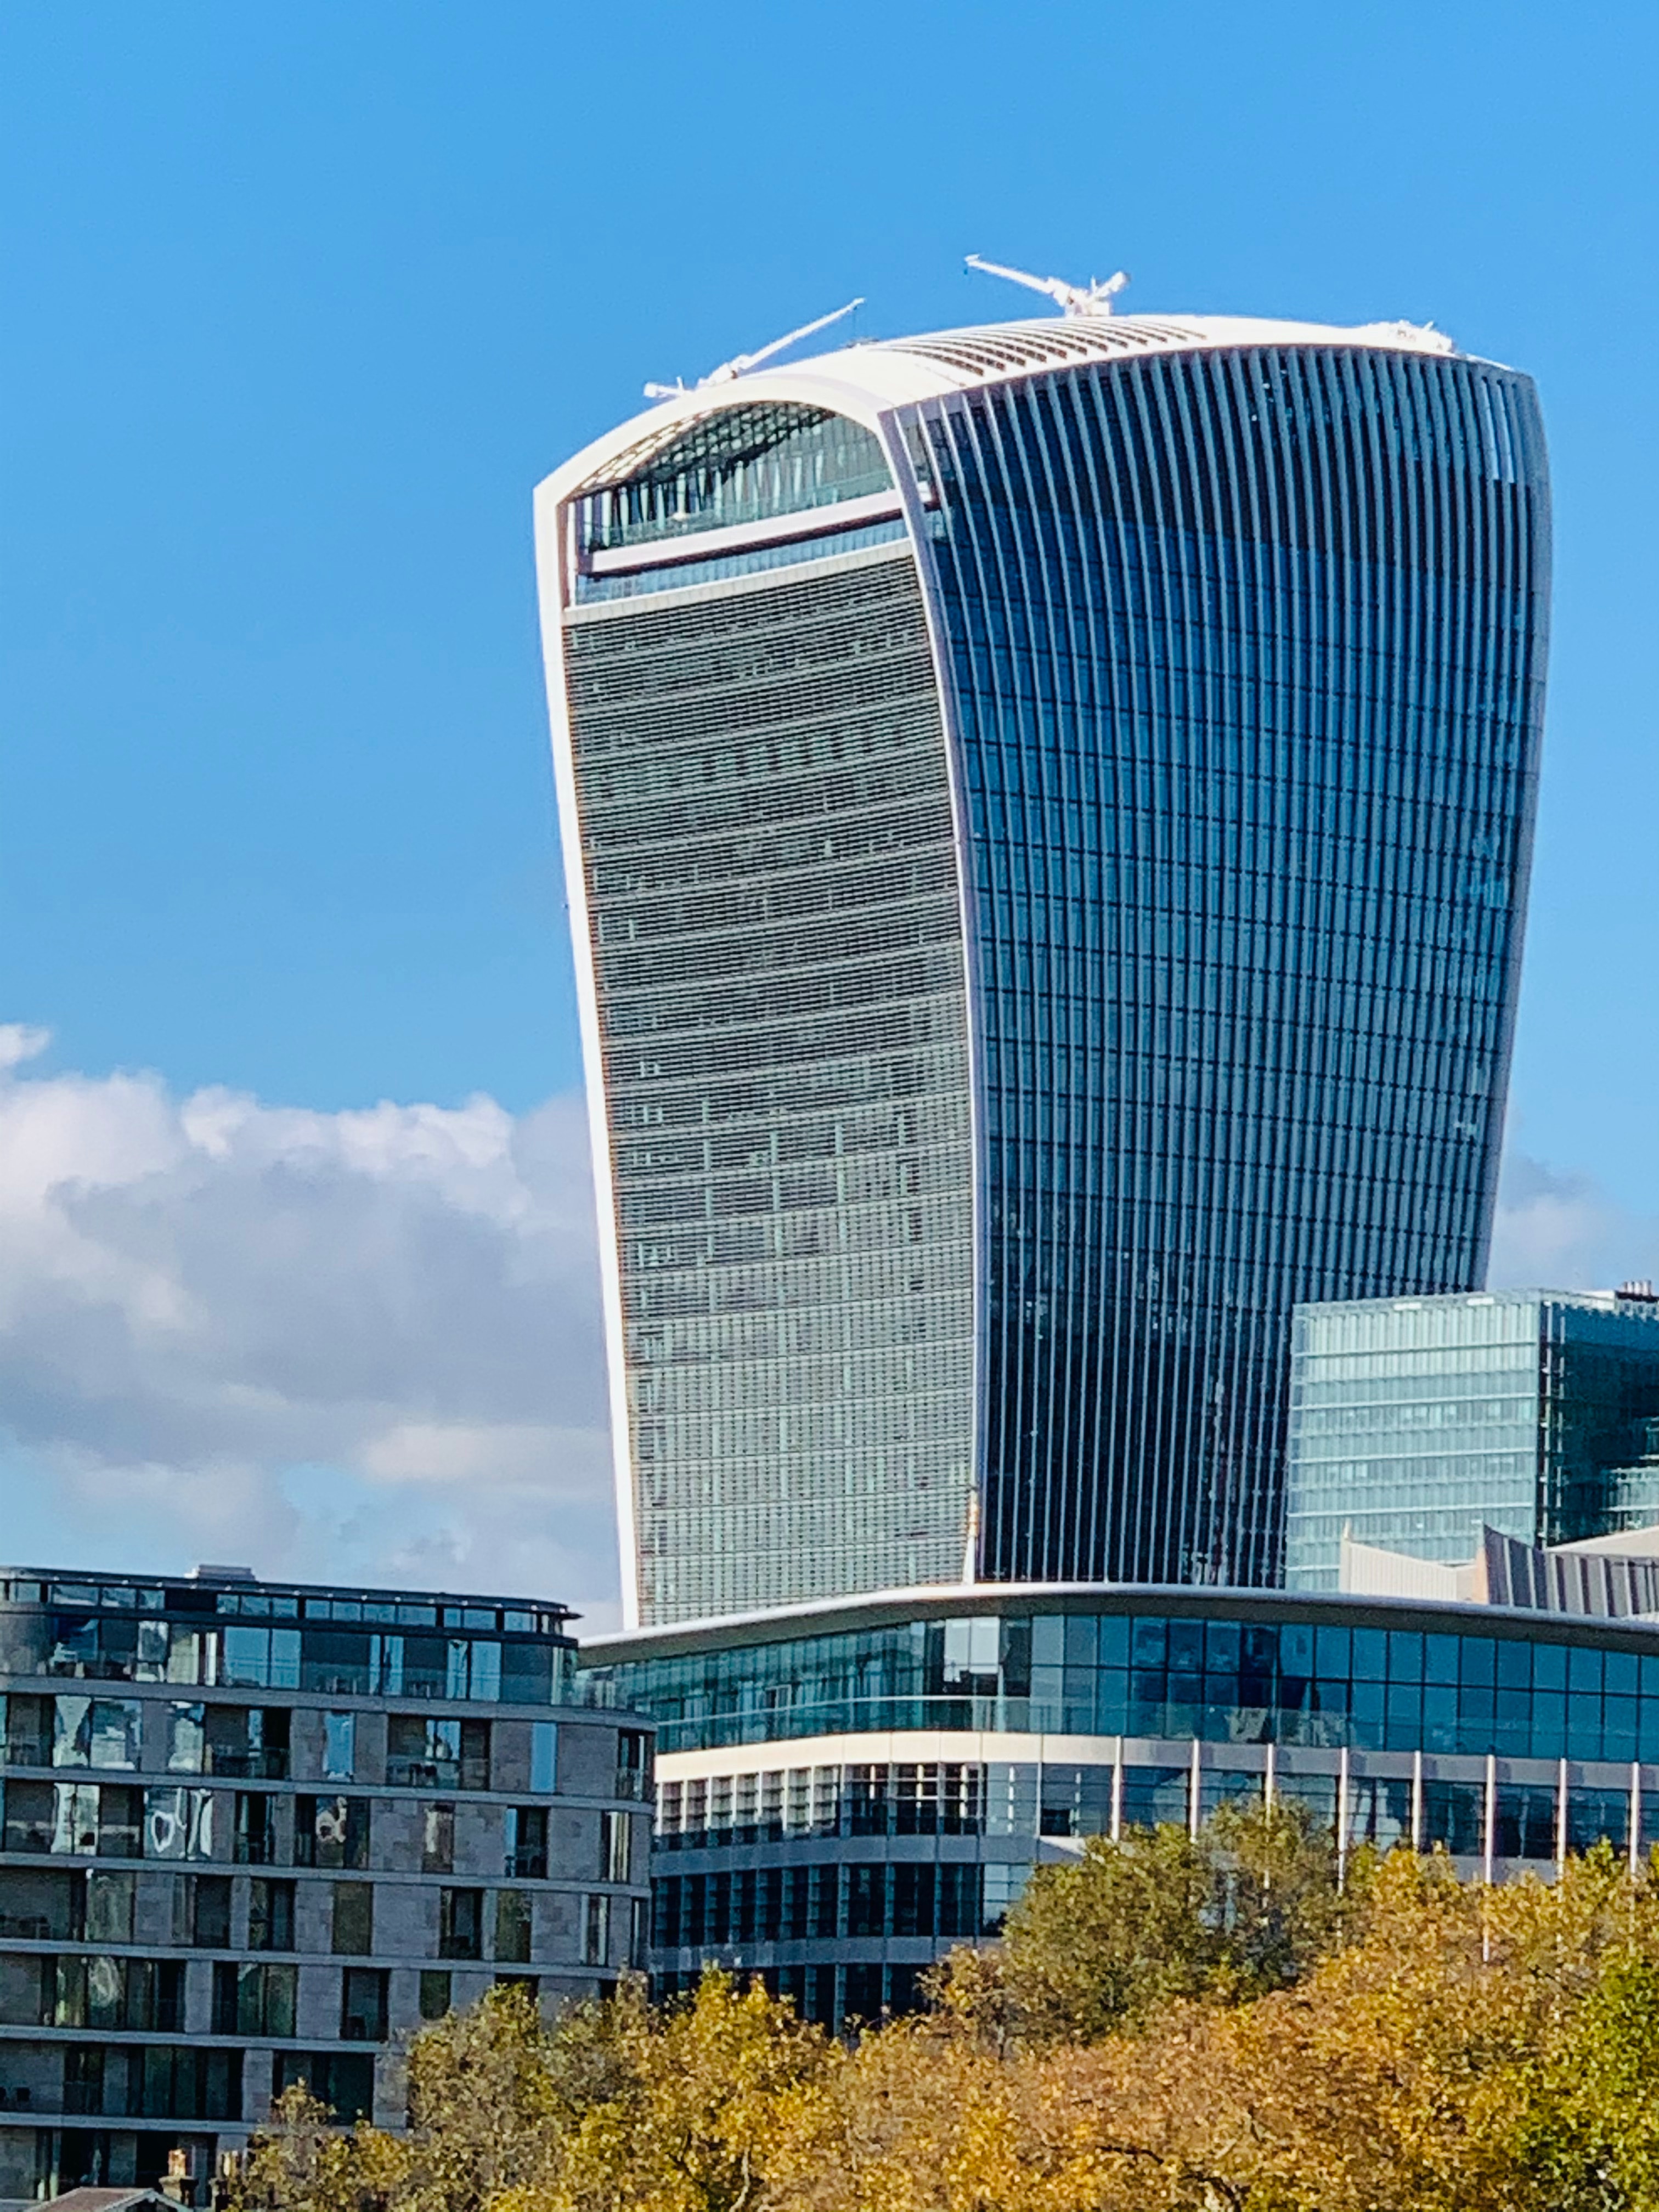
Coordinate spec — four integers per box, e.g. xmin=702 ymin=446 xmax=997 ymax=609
xmin=538 ymin=311 xmax=1492 ymax=507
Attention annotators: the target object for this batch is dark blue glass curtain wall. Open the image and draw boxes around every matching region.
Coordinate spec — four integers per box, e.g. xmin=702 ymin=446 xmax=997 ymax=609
xmin=904 ymin=343 xmax=1549 ymax=1587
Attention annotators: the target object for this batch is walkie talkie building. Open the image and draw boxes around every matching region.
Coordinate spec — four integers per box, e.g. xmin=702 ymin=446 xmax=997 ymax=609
xmin=535 ymin=307 xmax=1549 ymax=1628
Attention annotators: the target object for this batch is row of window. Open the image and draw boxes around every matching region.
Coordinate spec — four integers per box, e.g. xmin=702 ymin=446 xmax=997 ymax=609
xmin=0 ymin=1859 xmax=630 ymax=1962
xmin=572 ymin=548 xmax=977 ymax=1624
xmin=2 ymin=1582 xmax=565 ymax=1634
xmin=20 ymin=1621 xmax=568 ymax=1705
xmin=653 ymin=1862 xmax=988 ymax=1950
xmin=613 ymin=1613 xmax=1659 ymax=1758
xmin=574 ymin=521 xmax=910 ymax=605
xmin=1 ymin=1786 xmax=633 ymax=1881
xmin=916 ymin=346 xmax=1539 ymax=1587
xmin=2 ymin=1700 xmax=527 ymax=1792
xmin=656 ymin=1759 xmax=1657 ymax=1859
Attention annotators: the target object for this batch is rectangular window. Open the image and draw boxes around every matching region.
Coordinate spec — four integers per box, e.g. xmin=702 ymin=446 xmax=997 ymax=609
xmin=505 ymin=1807 xmax=548 ymax=1880
xmin=494 ymin=1888 xmax=531 ymax=1965
xmin=190 ymin=1874 xmax=233 ymax=1949
xmin=629 ymin=1895 xmax=648 ymax=1969
xmin=1422 ymin=1780 xmax=1485 ymax=1857
xmin=423 ymin=1803 xmax=455 ymax=1875
xmin=249 ymin=1877 xmax=296 ymax=1953
xmin=387 ymin=1715 xmax=490 ymax=1790
xmin=213 ymin=1960 xmax=296 ymax=2038
xmin=166 ymin=1703 xmax=206 ymax=1774
xmin=529 ymin=1722 xmax=558 ymax=1794
xmin=53 ymin=1696 xmax=143 ymax=1770
xmin=97 ymin=1783 xmax=143 ymax=1858
xmin=332 ymin=1882 xmax=374 ymax=1956
xmin=75 ymin=1870 xmax=131 ymax=1948
xmin=583 ymin=1892 xmax=611 ymax=1968
xmin=439 ymin=1887 xmax=483 ymax=1960
xmin=295 ymin=1795 xmax=371 ymax=1870
xmin=340 ymin=1966 xmax=389 ymax=2042
xmin=204 ymin=1705 xmax=291 ymax=1780
xmin=52 ymin=1782 xmax=99 ymax=1855
xmin=143 ymin=1785 xmax=212 ymax=1861
xmin=131 ymin=1956 xmax=187 ymax=2032
xmin=272 ymin=2051 xmax=373 ymax=2124
xmin=234 ymin=1791 xmax=278 ymax=1866
xmin=460 ymin=1717 xmax=492 ymax=1790
xmin=323 ymin=1712 xmax=356 ymax=1782
xmin=2 ymin=1692 xmax=49 ymax=1767
xmin=599 ymin=1809 xmax=630 ymax=1885
xmin=1494 ymin=1785 xmax=1558 ymax=1860
xmin=67 ymin=2041 xmax=242 ymax=2119
xmin=417 ymin=1968 xmax=452 ymax=2021
xmin=52 ymin=1954 xmax=185 ymax=2033
xmin=616 ymin=1731 xmax=650 ymax=1802
xmin=2 ymin=1779 xmax=53 ymax=1853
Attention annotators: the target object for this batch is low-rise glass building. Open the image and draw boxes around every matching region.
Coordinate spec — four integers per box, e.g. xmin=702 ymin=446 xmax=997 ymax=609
xmin=584 ymin=1583 xmax=1659 ymax=2030
xmin=1285 ymin=1289 xmax=1659 ymax=1589
xmin=0 ymin=1567 xmax=653 ymax=2205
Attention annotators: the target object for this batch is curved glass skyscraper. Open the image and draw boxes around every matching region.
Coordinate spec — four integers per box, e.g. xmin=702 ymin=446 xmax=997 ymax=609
xmin=535 ymin=308 xmax=1550 ymax=1627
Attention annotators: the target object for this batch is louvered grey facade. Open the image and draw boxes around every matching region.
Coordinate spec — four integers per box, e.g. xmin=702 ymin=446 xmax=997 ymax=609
xmin=534 ymin=309 xmax=1550 ymax=1628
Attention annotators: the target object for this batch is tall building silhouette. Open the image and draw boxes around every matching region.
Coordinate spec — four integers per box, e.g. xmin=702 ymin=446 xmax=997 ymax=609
xmin=535 ymin=306 xmax=1550 ymax=1627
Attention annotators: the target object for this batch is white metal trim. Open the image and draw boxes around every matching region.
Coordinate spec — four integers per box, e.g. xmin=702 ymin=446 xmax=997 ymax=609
xmin=533 ymin=478 xmax=641 ymax=1630
xmin=582 ymin=488 xmax=905 ymax=577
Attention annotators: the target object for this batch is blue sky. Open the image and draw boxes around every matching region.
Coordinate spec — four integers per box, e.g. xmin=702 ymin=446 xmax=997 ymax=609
xmin=1 ymin=2 xmax=1655 ymax=1603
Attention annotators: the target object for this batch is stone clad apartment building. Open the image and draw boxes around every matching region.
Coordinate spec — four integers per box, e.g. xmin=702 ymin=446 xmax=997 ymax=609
xmin=0 ymin=1566 xmax=653 ymax=2204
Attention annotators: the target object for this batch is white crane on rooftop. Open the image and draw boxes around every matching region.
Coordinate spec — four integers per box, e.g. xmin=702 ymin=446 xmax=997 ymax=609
xmin=965 ymin=253 xmax=1129 ymax=318
xmin=644 ymin=298 xmax=864 ymax=402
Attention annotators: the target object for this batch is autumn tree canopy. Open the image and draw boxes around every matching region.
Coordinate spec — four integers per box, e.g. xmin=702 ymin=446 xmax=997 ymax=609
xmin=233 ymin=1825 xmax=1659 ymax=2212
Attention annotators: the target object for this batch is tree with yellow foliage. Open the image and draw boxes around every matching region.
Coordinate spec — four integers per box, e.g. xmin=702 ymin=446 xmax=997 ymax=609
xmin=230 ymin=1839 xmax=1659 ymax=2212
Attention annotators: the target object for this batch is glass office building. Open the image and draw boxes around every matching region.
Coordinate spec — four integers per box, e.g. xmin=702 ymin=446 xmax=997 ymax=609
xmin=0 ymin=1567 xmax=652 ymax=2204
xmin=1286 ymin=1289 xmax=1659 ymax=1588
xmin=535 ymin=308 xmax=1551 ymax=1625
xmin=584 ymin=1583 xmax=1659 ymax=2029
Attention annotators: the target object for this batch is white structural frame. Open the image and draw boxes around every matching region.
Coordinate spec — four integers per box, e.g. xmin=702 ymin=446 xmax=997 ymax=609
xmin=532 ymin=308 xmax=1474 ymax=1627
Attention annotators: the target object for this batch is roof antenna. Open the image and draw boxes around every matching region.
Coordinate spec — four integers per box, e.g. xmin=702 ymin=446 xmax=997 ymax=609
xmin=644 ymin=297 xmax=864 ymax=402
xmin=964 ymin=253 xmax=1129 ymax=319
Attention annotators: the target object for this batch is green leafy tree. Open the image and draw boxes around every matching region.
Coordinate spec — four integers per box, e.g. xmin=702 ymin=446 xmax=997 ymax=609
xmin=938 ymin=1797 xmax=1346 ymax=2045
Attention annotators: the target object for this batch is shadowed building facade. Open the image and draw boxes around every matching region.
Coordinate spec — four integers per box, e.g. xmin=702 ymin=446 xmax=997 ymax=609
xmin=535 ymin=309 xmax=1550 ymax=1626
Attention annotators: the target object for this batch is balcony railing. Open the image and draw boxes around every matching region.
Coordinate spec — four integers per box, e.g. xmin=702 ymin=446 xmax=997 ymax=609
xmin=386 ymin=1757 xmax=489 ymax=1792
xmin=206 ymin=1749 xmax=290 ymax=1781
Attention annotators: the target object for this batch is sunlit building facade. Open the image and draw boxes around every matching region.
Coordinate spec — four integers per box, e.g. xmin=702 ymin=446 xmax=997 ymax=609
xmin=584 ymin=1582 xmax=1659 ymax=2029
xmin=0 ymin=1567 xmax=652 ymax=2204
xmin=1286 ymin=1288 xmax=1659 ymax=1588
xmin=535 ymin=308 xmax=1551 ymax=1627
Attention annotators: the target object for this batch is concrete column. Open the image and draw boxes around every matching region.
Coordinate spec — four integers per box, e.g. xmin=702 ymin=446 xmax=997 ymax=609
xmin=1336 ymin=1745 xmax=1351 ymax=1891
xmin=1188 ymin=1739 xmax=1202 ymax=1841
xmin=1410 ymin=1748 xmax=1424 ymax=1853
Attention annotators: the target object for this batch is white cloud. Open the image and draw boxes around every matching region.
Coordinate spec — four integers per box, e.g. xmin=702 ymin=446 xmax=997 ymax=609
xmin=7 ymin=1024 xmax=1651 ymax=1628
xmin=0 ymin=1025 xmax=51 ymax=1075
xmin=0 ymin=1032 xmax=620 ymax=1622
xmin=1488 ymin=1153 xmax=1659 ymax=1295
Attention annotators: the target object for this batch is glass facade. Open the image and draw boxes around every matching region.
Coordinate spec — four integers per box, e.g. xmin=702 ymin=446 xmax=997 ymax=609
xmin=906 ymin=347 xmax=1548 ymax=1586
xmin=573 ymin=404 xmax=893 ymax=555
xmin=544 ymin=323 xmax=1550 ymax=1622
xmin=585 ymin=1584 xmax=1659 ymax=2033
xmin=1286 ymin=1291 xmax=1659 ymax=1587
xmin=589 ymin=1593 xmax=1659 ymax=1766
xmin=562 ymin=533 xmax=977 ymax=1623
xmin=0 ymin=1570 xmax=653 ymax=2200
